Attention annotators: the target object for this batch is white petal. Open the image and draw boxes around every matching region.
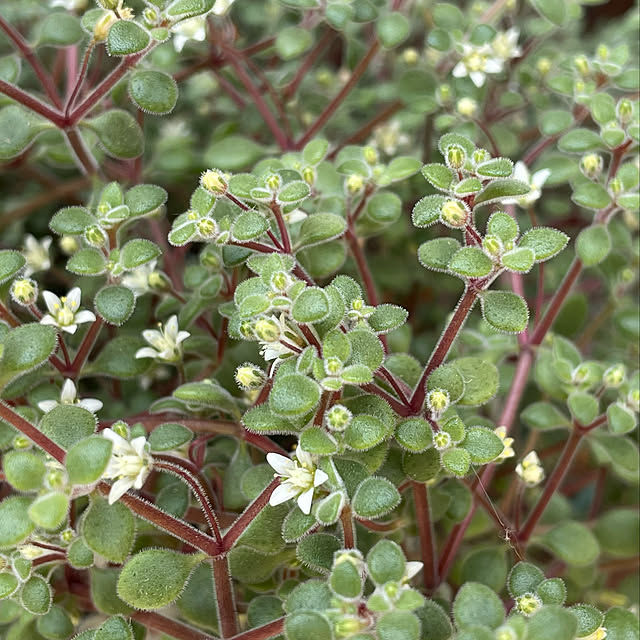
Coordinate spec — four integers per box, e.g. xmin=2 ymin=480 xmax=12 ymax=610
xmin=452 ymin=62 xmax=467 ymax=78
xmin=79 ymin=398 xmax=103 ymax=413
xmin=61 ymin=323 xmax=78 ymax=334
xmin=60 ymin=379 xmax=77 ymax=403
xmin=42 ymin=291 xmax=61 ymax=314
xmin=297 ymin=487 xmax=314 ymax=515
xmin=532 ymin=168 xmax=551 ymax=188
xmin=512 ymin=161 xmax=529 ymax=183
xmin=295 ymin=447 xmax=313 ymax=468
xmin=131 ymin=436 xmax=147 ymax=456
xmin=313 ymin=469 xmax=329 ymax=487
xmin=38 ymin=400 xmax=58 ymax=413
xmin=165 ymin=315 xmax=179 ymax=340
xmin=133 ymin=466 xmax=150 ymax=490
xmin=142 ymin=329 xmax=162 ymax=344
xmin=136 ymin=347 xmax=159 ymax=359
xmin=108 ymin=478 xmax=133 ymax=504
xmin=176 ymin=331 xmax=191 ymax=344
xmin=269 ymin=482 xmax=299 ymax=506
xmin=266 ymin=452 xmax=294 ymax=476
xmin=102 ymin=428 xmax=131 ymax=449
xmin=74 ymin=310 xmax=96 ymax=324
xmin=66 ymin=287 xmax=82 ymax=308
xmin=470 ymin=71 xmax=486 ymax=87
xmin=405 ymin=561 xmax=424 ymax=580
xmin=39 ymin=315 xmax=58 ymax=327
xmin=484 ymin=58 xmax=503 ymax=74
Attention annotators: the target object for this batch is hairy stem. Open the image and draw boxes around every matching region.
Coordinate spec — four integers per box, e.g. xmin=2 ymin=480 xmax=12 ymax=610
xmin=212 ymin=556 xmax=239 ymax=637
xmin=412 ymin=482 xmax=437 ymax=591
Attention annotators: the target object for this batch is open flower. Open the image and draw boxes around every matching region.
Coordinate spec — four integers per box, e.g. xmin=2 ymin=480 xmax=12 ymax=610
xmin=121 ymin=259 xmax=158 ymax=297
xmin=492 ymin=28 xmax=522 ymax=61
xmin=501 ymin=161 xmax=551 ymax=208
xmin=23 ymin=234 xmax=52 ymax=277
xmin=40 ymin=287 xmax=96 ymax=334
xmin=38 ymin=379 xmax=103 ymax=414
xmin=135 ymin=315 xmax=190 ymax=362
xmin=452 ymin=43 xmax=503 ymax=87
xmin=101 ymin=428 xmax=153 ymax=504
xmin=172 ymin=17 xmax=207 ymax=52
xmin=267 ymin=447 xmax=329 ymax=514
xmin=516 ymin=451 xmax=545 ymax=487
xmin=494 ymin=426 xmax=515 ymax=462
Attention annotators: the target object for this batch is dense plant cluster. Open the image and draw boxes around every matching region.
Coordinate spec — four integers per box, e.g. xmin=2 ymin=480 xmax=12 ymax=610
xmin=0 ymin=1 xmax=639 ymax=640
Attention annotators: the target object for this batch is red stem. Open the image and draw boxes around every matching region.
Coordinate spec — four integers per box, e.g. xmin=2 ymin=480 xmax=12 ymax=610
xmin=212 ymin=557 xmax=239 ymax=637
xmin=70 ymin=317 xmax=103 ymax=375
xmin=0 ymin=78 xmax=65 ymax=126
xmin=65 ymin=43 xmax=94 ymax=115
xmin=133 ymin=611 xmax=218 ymax=640
xmin=340 ymin=505 xmax=356 ymax=548
xmin=345 ymin=227 xmax=379 ymax=306
xmin=230 ymin=618 xmax=285 ymax=640
xmin=270 ymin=201 xmax=292 ymax=253
xmin=412 ymin=482 xmax=437 ymax=591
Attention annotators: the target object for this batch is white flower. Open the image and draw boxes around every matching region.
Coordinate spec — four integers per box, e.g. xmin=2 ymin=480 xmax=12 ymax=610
xmin=38 ymin=379 xmax=103 ymax=414
xmin=258 ymin=314 xmax=300 ymax=366
xmin=49 ymin=0 xmax=87 ymax=9
xmin=492 ymin=28 xmax=522 ymax=61
xmin=212 ymin=0 xmax=236 ymax=15
xmin=452 ymin=43 xmax=504 ymax=87
xmin=40 ymin=287 xmax=96 ymax=335
xmin=121 ymin=259 xmax=157 ymax=297
xmin=172 ymin=17 xmax=207 ymax=52
xmin=494 ymin=426 xmax=515 ymax=462
xmin=371 ymin=119 xmax=410 ymax=156
xmin=101 ymin=428 xmax=153 ymax=504
xmin=267 ymin=447 xmax=329 ymax=515
xmin=23 ymin=234 xmax=52 ymax=277
xmin=516 ymin=451 xmax=545 ymax=487
xmin=135 ymin=315 xmax=190 ymax=362
xmin=501 ymin=161 xmax=551 ymax=208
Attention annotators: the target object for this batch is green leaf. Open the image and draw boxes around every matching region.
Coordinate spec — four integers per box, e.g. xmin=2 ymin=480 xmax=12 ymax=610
xmin=95 ymin=286 xmax=135 ymax=326
xmin=412 ymin=195 xmax=447 ymax=227
xmin=0 ymin=497 xmax=35 ymax=549
xmin=282 ymin=506 xmax=317 ymax=543
xmin=441 ymin=447 xmax=471 ymax=477
xmin=538 ymin=521 xmax=600 ymax=567
xmin=427 ymin=363 xmax=465 ymax=403
xmin=367 ymin=539 xmax=406 ymax=584
xmin=50 ymin=206 xmax=95 ymax=235
xmin=67 ymin=248 xmax=107 ymax=275
xmin=38 ymin=13 xmax=84 ymax=46
xmin=315 ymin=491 xmax=345 ymax=525
xmin=173 ymin=381 xmax=238 ymax=415
xmin=453 ymin=582 xmax=504 ymax=630
xmin=418 ymin=238 xmax=461 ymax=272
xmin=0 ymin=250 xmax=25 ymax=284
xmin=415 ymin=601 xmax=454 ymax=640
xmin=576 ymin=224 xmax=611 ymax=266
xmin=330 ymin=554 xmax=362 ymax=598
xmin=396 ymin=417 xmax=433 ymax=452
xmin=344 ymin=414 xmax=387 ymax=450
xmin=297 ymin=533 xmax=341 ymax=573
xmin=176 ymin=563 xmax=218 ymax=631
xmin=125 ymin=184 xmax=167 ymax=217
xmin=270 ymin=374 xmax=321 ymax=417
xmin=348 ymin=329 xmax=384 ymax=370
xmin=521 ymin=402 xmax=570 ymax=430
xmin=28 ymin=492 xmax=69 ymax=530
xmin=242 ymin=403 xmax=298 ymax=435
xmin=2 ymin=450 xmax=46 ymax=491
xmin=279 ymin=180 xmax=311 ymax=204
xmin=481 ymin=291 xmax=529 ymax=333
xmin=539 ymin=109 xmax=573 ymax=136
xmin=377 ymin=11 xmax=410 ymax=48
xmin=275 ymin=26 xmax=313 ymax=59
xmin=95 ymin=616 xmax=133 ymax=640
xmin=0 ymin=572 xmax=19 ymax=600
xmin=285 ymin=580 xmax=333 ymax=613
xmin=120 ymin=238 xmax=161 ymax=269
xmin=83 ymin=496 xmax=135 ymax=564
xmin=0 ymin=105 xmax=47 ymax=160
xmin=128 ymin=70 xmax=178 ymax=115
xmin=107 ymin=20 xmax=151 ymax=56
xmin=381 ymin=156 xmax=422 ymax=183
xmin=572 ymin=182 xmax=611 ymax=210
xmin=90 ymin=567 xmax=133 ymax=615
xmin=487 ymin=211 xmax=519 ymax=243
xmin=569 ymin=604 xmax=604 ymax=637
xmin=421 ymin=164 xmax=454 ymax=191
xmin=474 ymin=179 xmax=530 ymax=207
xmin=502 ymin=247 xmax=535 ymax=273
xmin=66 ymin=436 xmax=113 ymax=485
xmin=40 ymin=405 xmax=96 ymax=449
xmin=377 ymin=611 xmax=420 ymax=640
xmin=519 ymin=227 xmax=569 ymax=262
xmin=508 ymin=561 xmax=545 ymax=598
xmin=20 ymin=575 xmax=52 ymax=615
xmin=536 ymin=578 xmax=567 ymax=605
xmin=352 ymin=476 xmax=400 ymax=519
xmin=591 ymin=93 xmax=616 ymax=125
xmin=292 ymin=287 xmax=330 ymax=323
xmin=85 ymin=109 xmax=144 ymax=159
xmin=204 ymin=135 xmax=265 ymax=171
xmin=0 ymin=324 xmax=57 ymax=387
xmin=300 ymin=427 xmax=338 ymax=455
xmin=528 ymin=606 xmax=577 ymax=640
xmin=602 ymin=608 xmax=640 ymax=640
xmin=461 ymin=547 xmax=508 ymax=593
xmin=302 ymin=139 xmax=329 ymax=165
xmin=368 ymin=304 xmax=408 ymax=333
xmin=476 ymin=158 xmax=514 ymax=178
xmin=567 ymin=391 xmax=598 ymax=426
xmin=454 ymin=357 xmax=499 ymax=406
xmin=607 ymin=402 xmax=637 ymax=435
xmin=594 ymin=508 xmax=639 ymax=558
xmin=297 ymin=213 xmax=347 ymax=248
xmin=90 ymin=336 xmax=151 ymax=378
xmin=285 ymin=611 xmax=332 ymax=640
xmin=558 ymin=128 xmax=603 ymax=153
xmin=148 ymin=423 xmax=193 ymax=451
xmin=448 ymin=247 xmax=493 ymax=278
xmin=67 ymin=537 xmax=95 ymax=569
xmin=462 ymin=427 xmax=504 ymax=463
xmin=117 ymin=549 xmax=203 ymax=610
xmin=232 ymin=210 xmax=268 ymax=242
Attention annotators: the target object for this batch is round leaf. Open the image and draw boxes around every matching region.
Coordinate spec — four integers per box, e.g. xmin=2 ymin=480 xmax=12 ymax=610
xmin=95 ymin=285 xmax=136 ymax=326
xmin=481 ymin=291 xmax=529 ymax=333
xmin=128 ymin=70 xmax=178 ymax=115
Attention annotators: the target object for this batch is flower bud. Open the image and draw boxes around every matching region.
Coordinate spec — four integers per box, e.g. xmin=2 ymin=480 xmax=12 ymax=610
xmin=627 ymin=389 xmax=640 ymax=413
xmin=112 ymin=420 xmax=130 ymax=439
xmin=45 ymin=468 xmax=67 ymax=490
xmin=254 ymin=318 xmax=281 ymax=342
xmin=239 ymin=320 xmax=255 ymax=339
xmin=59 ymin=235 xmax=80 ymax=255
xmin=363 ymin=146 xmax=379 ymax=165
xmin=301 ymin=166 xmax=315 ymax=185
xmin=270 ymin=271 xmax=290 ymax=293
xmin=94 ymin=12 xmax=117 ymax=41
xmin=608 ymin=177 xmax=623 ymax=196
xmin=325 ymin=404 xmax=353 ymax=431
xmin=516 ymin=450 xmax=545 ymax=486
xmin=441 ymin=199 xmax=468 ymax=228
xmin=235 ymin=364 xmax=266 ymax=390
xmin=516 ymin=592 xmax=542 ymax=617
xmin=457 ymin=97 xmax=478 ymax=118
xmin=265 ymin=173 xmax=281 ymax=192
xmin=446 ymin=145 xmax=466 ymax=170
xmin=10 ymin=278 xmax=38 ymax=306
xmin=384 ymin=581 xmax=399 ymax=599
xmin=346 ymin=174 xmax=365 ymax=194
xmin=573 ymin=55 xmax=590 ymax=76
xmin=437 ymin=83 xmax=452 ymax=104
xmin=427 ymin=388 xmax=450 ymax=414
xmin=201 ymin=169 xmax=227 ymax=194
xmin=214 ymin=229 xmax=230 ymax=245
xmin=616 ymin=98 xmax=634 ymax=124
xmin=84 ymin=224 xmax=108 ymax=248
xmin=402 ymin=47 xmax=419 ymax=65
xmin=580 ymin=153 xmax=604 ymax=179
xmin=434 ymin=431 xmax=452 ymax=451
xmin=596 ymin=44 xmax=609 ymax=61
xmin=536 ymin=57 xmax=552 ymax=75
xmin=60 ymin=528 xmax=75 ymax=543
xmin=603 ymin=364 xmax=626 ymax=388
xmin=334 ymin=617 xmax=365 ymax=637
xmin=495 ymin=626 xmax=518 ymax=640
xmin=324 ymin=356 xmax=344 ymax=376
xmin=196 ymin=218 xmax=218 ymax=238
xmin=142 ymin=6 xmax=158 ymax=25
xmin=483 ymin=235 xmax=503 ymax=257
xmin=13 ymin=435 xmax=32 ymax=449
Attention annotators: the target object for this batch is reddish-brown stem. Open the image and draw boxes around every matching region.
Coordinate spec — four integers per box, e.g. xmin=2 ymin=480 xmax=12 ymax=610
xmin=340 ymin=505 xmax=356 ymax=548
xmin=133 ymin=611 xmax=218 ymax=640
xmin=345 ymin=228 xmax=379 ymax=306
xmin=283 ymin=29 xmax=336 ymax=100
xmin=412 ymin=482 xmax=437 ymax=591
xmin=70 ymin=317 xmax=103 ymax=375
xmin=230 ymin=618 xmax=285 ymax=640
xmin=0 ymin=14 xmax=63 ymax=109
xmin=65 ymin=43 xmax=94 ymax=115
xmin=296 ymin=40 xmax=380 ymax=149
xmin=222 ymin=479 xmax=280 ymax=551
xmin=376 ymin=367 xmax=410 ymax=405
xmin=64 ymin=128 xmax=99 ymax=175
xmin=410 ymin=287 xmax=479 ymax=412
xmin=474 ymin=118 xmax=500 ymax=156
xmin=0 ymin=78 xmax=65 ymax=126
xmin=361 ymin=383 xmax=412 ymax=417
xmin=33 ymin=553 xmax=66 ymax=567
xmin=269 ymin=201 xmax=292 ymax=253
xmin=212 ymin=556 xmax=239 ymax=637
xmin=212 ymin=67 xmax=247 ymax=109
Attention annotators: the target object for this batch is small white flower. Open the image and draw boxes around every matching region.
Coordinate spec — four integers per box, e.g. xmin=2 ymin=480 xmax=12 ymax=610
xmin=49 ymin=0 xmax=87 ymax=9
xmin=172 ymin=17 xmax=207 ymax=53
xmin=452 ymin=43 xmax=504 ymax=87
xmin=38 ymin=379 xmax=103 ymax=414
xmin=492 ymin=28 xmax=522 ymax=61
xmin=516 ymin=450 xmax=545 ymax=487
xmin=101 ymin=428 xmax=153 ymax=504
xmin=23 ymin=234 xmax=52 ymax=277
xmin=501 ymin=161 xmax=551 ymax=208
xmin=371 ymin=119 xmax=410 ymax=156
xmin=494 ymin=426 xmax=515 ymax=462
xmin=267 ymin=447 xmax=329 ymax=515
xmin=40 ymin=287 xmax=96 ymax=335
xmin=121 ymin=259 xmax=157 ymax=297
xmin=135 ymin=315 xmax=190 ymax=362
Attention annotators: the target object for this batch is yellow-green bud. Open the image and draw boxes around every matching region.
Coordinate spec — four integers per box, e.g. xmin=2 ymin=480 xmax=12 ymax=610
xmin=473 ymin=149 xmax=491 ymax=165
xmin=346 ymin=174 xmax=365 ymax=194
xmin=13 ymin=435 xmax=32 ymax=449
xmin=580 ymin=153 xmax=604 ymax=179
xmin=334 ymin=617 xmax=364 ymax=638
xmin=235 ymin=364 xmax=266 ymax=390
xmin=200 ymin=169 xmax=227 ymax=194
xmin=536 ymin=57 xmax=552 ymax=75
xmin=45 ymin=468 xmax=66 ymax=490
xmin=596 ymin=44 xmax=609 ymax=61
xmin=384 ymin=581 xmax=399 ymax=599
xmin=196 ymin=218 xmax=218 ymax=238
xmin=265 ymin=173 xmax=281 ymax=191
xmin=483 ymin=235 xmax=503 ymax=257
xmin=609 ymin=177 xmax=623 ymax=196
xmin=457 ymin=97 xmax=478 ymax=118
xmin=363 ymin=146 xmax=379 ymax=165
xmin=84 ymin=224 xmax=107 ymax=248
xmin=142 ymin=6 xmax=158 ymax=24
xmin=574 ymin=55 xmax=590 ymax=76
xmin=352 ymin=298 xmax=364 ymax=311
xmin=112 ymin=420 xmax=129 ymax=439
xmin=60 ymin=528 xmax=75 ymax=543
xmin=427 ymin=389 xmax=450 ymax=413
xmin=10 ymin=278 xmax=38 ymax=306
xmin=516 ymin=593 xmax=542 ymax=617
xmin=315 ymin=70 xmax=333 ymax=87
xmin=628 ymin=389 xmax=640 ymax=413
xmin=324 ymin=356 xmax=343 ymax=376
xmin=603 ymin=364 xmax=626 ymax=388
xmin=437 ymin=83 xmax=452 ymax=104
xmin=402 ymin=47 xmax=419 ymax=65
xmin=201 ymin=249 xmax=222 ymax=270
xmin=98 ymin=0 xmax=119 ymax=9
xmin=446 ymin=145 xmax=466 ymax=170
xmin=93 ymin=12 xmax=117 ymax=41
xmin=59 ymin=235 xmax=79 ymax=255
xmin=301 ymin=166 xmax=315 ymax=185
xmin=495 ymin=627 xmax=518 ymax=640
xmin=616 ymin=98 xmax=634 ymax=124
xmin=147 ymin=271 xmax=167 ymax=290
xmin=620 ymin=267 xmax=634 ymax=284
xmin=270 ymin=271 xmax=289 ymax=292
xmin=441 ymin=200 xmax=468 ymax=228
xmin=434 ymin=431 xmax=452 ymax=451
xmin=254 ymin=318 xmax=281 ymax=342
xmin=326 ymin=404 xmax=353 ymax=431
xmin=187 ymin=210 xmax=199 ymax=221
